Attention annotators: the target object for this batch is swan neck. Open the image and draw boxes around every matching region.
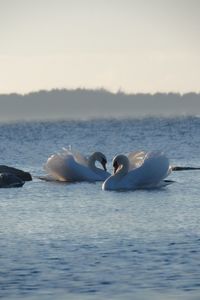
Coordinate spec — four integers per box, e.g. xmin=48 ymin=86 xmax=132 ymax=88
xmin=115 ymin=159 xmax=129 ymax=177
xmin=88 ymin=155 xmax=98 ymax=171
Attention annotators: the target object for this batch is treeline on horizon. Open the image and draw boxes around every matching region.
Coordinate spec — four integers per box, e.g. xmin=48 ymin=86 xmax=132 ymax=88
xmin=0 ymin=88 xmax=200 ymax=121
xmin=1 ymin=88 xmax=199 ymax=98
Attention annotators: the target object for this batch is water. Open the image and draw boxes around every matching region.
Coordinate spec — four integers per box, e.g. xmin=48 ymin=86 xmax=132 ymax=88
xmin=1 ymin=117 xmax=200 ymax=300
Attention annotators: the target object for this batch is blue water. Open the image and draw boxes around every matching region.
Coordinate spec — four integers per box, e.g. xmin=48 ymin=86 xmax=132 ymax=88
xmin=1 ymin=117 xmax=200 ymax=300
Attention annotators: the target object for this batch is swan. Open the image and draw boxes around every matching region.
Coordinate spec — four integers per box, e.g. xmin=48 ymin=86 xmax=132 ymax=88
xmin=43 ymin=147 xmax=110 ymax=182
xmin=102 ymin=151 xmax=172 ymax=191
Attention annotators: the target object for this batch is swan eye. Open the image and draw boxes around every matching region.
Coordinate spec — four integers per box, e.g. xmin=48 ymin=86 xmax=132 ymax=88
xmin=101 ymin=158 xmax=107 ymax=171
xmin=102 ymin=158 xmax=107 ymax=164
xmin=113 ymin=161 xmax=119 ymax=174
xmin=113 ymin=161 xmax=118 ymax=167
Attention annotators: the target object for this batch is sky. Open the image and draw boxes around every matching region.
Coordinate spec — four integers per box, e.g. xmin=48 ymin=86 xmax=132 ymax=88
xmin=0 ymin=0 xmax=199 ymax=94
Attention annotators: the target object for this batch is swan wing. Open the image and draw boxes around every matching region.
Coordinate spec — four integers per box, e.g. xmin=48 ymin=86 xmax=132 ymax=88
xmin=62 ymin=147 xmax=88 ymax=166
xmin=126 ymin=151 xmax=170 ymax=189
xmin=44 ymin=153 xmax=76 ymax=181
xmin=128 ymin=151 xmax=146 ymax=170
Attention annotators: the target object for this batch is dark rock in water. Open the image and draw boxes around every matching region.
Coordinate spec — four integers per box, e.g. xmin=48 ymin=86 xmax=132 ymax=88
xmin=0 ymin=165 xmax=32 ymax=181
xmin=0 ymin=173 xmax=25 ymax=188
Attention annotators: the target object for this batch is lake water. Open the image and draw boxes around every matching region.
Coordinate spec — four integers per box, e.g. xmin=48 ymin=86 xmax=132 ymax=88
xmin=1 ymin=117 xmax=200 ymax=300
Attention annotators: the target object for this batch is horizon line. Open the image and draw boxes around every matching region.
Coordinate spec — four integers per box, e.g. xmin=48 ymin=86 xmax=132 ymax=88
xmin=1 ymin=87 xmax=200 ymax=97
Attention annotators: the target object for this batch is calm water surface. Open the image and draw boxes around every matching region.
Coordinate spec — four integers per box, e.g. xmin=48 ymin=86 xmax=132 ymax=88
xmin=0 ymin=117 xmax=200 ymax=299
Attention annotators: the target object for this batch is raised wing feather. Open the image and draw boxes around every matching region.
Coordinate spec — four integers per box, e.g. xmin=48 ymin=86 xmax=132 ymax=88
xmin=128 ymin=151 xmax=146 ymax=170
xmin=61 ymin=147 xmax=88 ymax=166
xmin=43 ymin=153 xmax=74 ymax=181
xmin=125 ymin=151 xmax=170 ymax=189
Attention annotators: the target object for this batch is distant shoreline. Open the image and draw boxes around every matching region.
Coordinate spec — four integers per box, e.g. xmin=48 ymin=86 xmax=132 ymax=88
xmin=1 ymin=88 xmax=199 ymax=97
xmin=0 ymin=88 xmax=200 ymax=122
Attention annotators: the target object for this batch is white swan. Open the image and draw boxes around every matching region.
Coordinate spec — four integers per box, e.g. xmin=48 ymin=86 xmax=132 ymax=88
xmin=102 ymin=151 xmax=172 ymax=191
xmin=43 ymin=147 xmax=110 ymax=182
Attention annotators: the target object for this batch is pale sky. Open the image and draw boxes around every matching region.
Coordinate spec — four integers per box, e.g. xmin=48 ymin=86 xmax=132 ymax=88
xmin=0 ymin=0 xmax=199 ymax=94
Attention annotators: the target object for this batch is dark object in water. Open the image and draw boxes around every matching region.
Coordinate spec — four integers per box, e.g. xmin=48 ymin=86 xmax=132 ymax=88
xmin=0 ymin=165 xmax=32 ymax=181
xmin=0 ymin=173 xmax=25 ymax=188
xmin=164 ymin=179 xmax=175 ymax=184
xmin=172 ymin=166 xmax=200 ymax=171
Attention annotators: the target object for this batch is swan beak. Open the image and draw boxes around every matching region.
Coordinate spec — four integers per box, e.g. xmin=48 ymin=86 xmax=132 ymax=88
xmin=113 ymin=161 xmax=119 ymax=174
xmin=101 ymin=159 xmax=107 ymax=171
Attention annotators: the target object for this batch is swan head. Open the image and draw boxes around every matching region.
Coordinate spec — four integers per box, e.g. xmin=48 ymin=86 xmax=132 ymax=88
xmin=112 ymin=155 xmax=129 ymax=174
xmin=90 ymin=152 xmax=108 ymax=171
